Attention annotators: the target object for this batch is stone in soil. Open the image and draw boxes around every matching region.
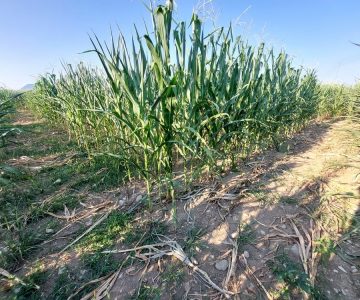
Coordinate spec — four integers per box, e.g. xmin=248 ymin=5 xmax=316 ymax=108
xmin=215 ymin=259 xmax=228 ymax=271
xmin=243 ymin=250 xmax=250 ymax=258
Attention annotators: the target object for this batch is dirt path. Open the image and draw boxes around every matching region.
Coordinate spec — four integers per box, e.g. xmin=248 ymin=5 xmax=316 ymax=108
xmin=1 ymin=111 xmax=359 ymax=299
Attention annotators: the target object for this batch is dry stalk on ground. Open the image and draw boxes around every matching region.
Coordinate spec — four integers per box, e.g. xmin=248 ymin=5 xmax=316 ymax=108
xmin=223 ymin=238 xmax=239 ymax=290
xmin=0 ymin=267 xmax=38 ymax=289
xmin=240 ymin=255 xmax=273 ymax=300
xmin=46 ymin=200 xmax=113 ymax=222
xmin=101 ymin=238 xmax=235 ymax=298
xmin=59 ymin=205 xmax=118 ymax=253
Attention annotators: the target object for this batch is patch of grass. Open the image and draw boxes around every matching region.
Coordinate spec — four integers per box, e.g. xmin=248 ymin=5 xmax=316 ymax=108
xmin=315 ymin=237 xmax=336 ymax=264
xmin=0 ymin=184 xmax=38 ymax=227
xmin=125 ymin=220 xmax=167 ymax=246
xmin=0 ymin=215 xmax=60 ymax=271
xmin=42 ymin=194 xmax=80 ymax=214
xmin=247 ymin=188 xmax=278 ymax=205
xmin=322 ymin=159 xmax=348 ymax=173
xmin=73 ymin=158 xmax=126 ymax=192
xmin=49 ymin=267 xmax=80 ymax=300
xmin=81 ymin=252 xmax=120 ymax=279
xmin=183 ymin=226 xmax=205 ymax=257
xmin=0 ymin=161 xmax=91 ymax=230
xmin=77 ymin=211 xmax=133 ymax=253
xmin=44 ymin=218 xmax=61 ymax=233
xmin=133 ymin=283 xmax=161 ymax=300
xmin=0 ymin=120 xmax=125 ymax=231
xmin=0 ymin=165 xmax=79 ymax=225
xmin=10 ymin=265 xmax=48 ymax=299
xmin=317 ymin=193 xmax=355 ymax=233
xmin=237 ymin=222 xmax=255 ymax=250
xmin=279 ymin=196 xmax=298 ymax=205
xmin=0 ymin=165 xmax=30 ymax=185
xmin=76 ymin=219 xmax=167 ymax=297
xmin=0 ymin=130 xmax=76 ymax=162
xmin=0 ymin=224 xmax=51 ymax=271
xmin=277 ymin=141 xmax=292 ymax=153
xmin=43 ymin=164 xmax=78 ymax=184
xmin=161 ymin=263 xmax=185 ymax=285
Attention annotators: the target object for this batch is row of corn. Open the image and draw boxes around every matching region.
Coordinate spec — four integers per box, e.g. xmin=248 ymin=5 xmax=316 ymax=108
xmin=26 ymin=2 xmax=357 ymax=201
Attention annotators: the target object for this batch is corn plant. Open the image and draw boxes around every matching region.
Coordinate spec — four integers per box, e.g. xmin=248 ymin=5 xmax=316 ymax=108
xmin=0 ymin=88 xmax=22 ymax=146
xmin=26 ymin=75 xmax=60 ymax=123
xmin=0 ymin=89 xmax=14 ymax=121
xmin=318 ymin=84 xmax=355 ymax=118
xmin=29 ymin=1 xmax=321 ymax=206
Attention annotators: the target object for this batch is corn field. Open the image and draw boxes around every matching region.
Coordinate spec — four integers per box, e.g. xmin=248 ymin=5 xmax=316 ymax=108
xmin=317 ymin=84 xmax=358 ymax=118
xmin=28 ymin=2 xmax=339 ymax=202
xmin=1 ymin=88 xmax=21 ymax=146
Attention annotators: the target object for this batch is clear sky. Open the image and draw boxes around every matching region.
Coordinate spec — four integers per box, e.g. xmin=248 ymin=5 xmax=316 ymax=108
xmin=1 ymin=0 xmax=360 ymax=89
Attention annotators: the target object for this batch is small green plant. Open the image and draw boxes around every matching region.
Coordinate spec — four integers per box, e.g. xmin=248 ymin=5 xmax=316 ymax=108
xmin=237 ymin=222 xmax=255 ymax=250
xmin=125 ymin=220 xmax=167 ymax=245
xmin=183 ymin=226 xmax=205 ymax=257
xmin=268 ymin=253 xmax=321 ymax=298
xmin=49 ymin=268 xmax=79 ymax=300
xmin=161 ymin=263 xmax=185 ymax=285
xmin=279 ymin=196 xmax=298 ymax=205
xmin=133 ymin=283 xmax=161 ymax=300
xmin=247 ymin=189 xmax=278 ymax=205
xmin=10 ymin=265 xmax=48 ymax=299
xmin=77 ymin=211 xmax=132 ymax=252
xmin=82 ymin=252 xmax=120 ymax=278
xmin=0 ymin=229 xmax=47 ymax=271
xmin=315 ymin=237 xmax=336 ymax=264
xmin=42 ymin=194 xmax=80 ymax=214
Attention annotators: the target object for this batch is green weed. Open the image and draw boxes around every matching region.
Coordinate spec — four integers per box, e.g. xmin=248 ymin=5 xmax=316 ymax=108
xmin=161 ymin=263 xmax=185 ymax=285
xmin=268 ymin=253 xmax=322 ymax=299
xmin=237 ymin=222 xmax=255 ymax=250
xmin=49 ymin=268 xmax=80 ymax=300
xmin=279 ymin=196 xmax=298 ymax=205
xmin=133 ymin=283 xmax=161 ymax=300
xmin=183 ymin=226 xmax=205 ymax=257
xmin=77 ymin=211 xmax=133 ymax=253
xmin=315 ymin=237 xmax=336 ymax=264
xmin=125 ymin=220 xmax=167 ymax=246
xmin=0 ymin=220 xmax=57 ymax=271
xmin=81 ymin=252 xmax=120 ymax=279
xmin=11 ymin=268 xmax=48 ymax=300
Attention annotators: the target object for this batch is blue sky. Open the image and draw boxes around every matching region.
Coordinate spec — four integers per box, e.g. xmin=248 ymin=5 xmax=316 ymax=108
xmin=1 ymin=0 xmax=360 ymax=89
